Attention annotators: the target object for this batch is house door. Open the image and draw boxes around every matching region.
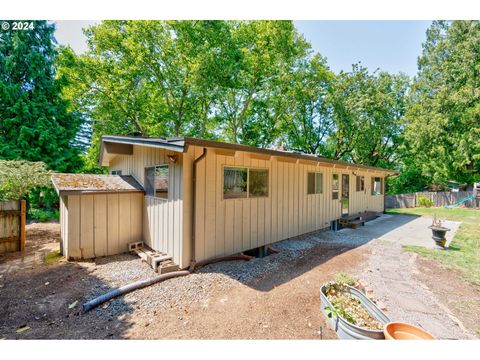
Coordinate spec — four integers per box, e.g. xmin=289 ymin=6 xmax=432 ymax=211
xmin=341 ymin=174 xmax=349 ymax=216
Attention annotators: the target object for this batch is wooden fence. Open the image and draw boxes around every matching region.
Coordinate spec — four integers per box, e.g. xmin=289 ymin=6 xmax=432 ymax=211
xmin=0 ymin=200 xmax=26 ymax=254
xmin=385 ymin=191 xmax=478 ymax=209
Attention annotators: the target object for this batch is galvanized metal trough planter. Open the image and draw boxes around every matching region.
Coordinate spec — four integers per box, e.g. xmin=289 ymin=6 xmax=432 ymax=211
xmin=320 ymin=284 xmax=391 ymax=340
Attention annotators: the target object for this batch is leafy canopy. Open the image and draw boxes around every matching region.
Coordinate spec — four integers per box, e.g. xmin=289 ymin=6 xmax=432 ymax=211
xmin=0 ymin=20 xmax=83 ymax=172
xmin=0 ymin=160 xmax=51 ymax=201
xmin=405 ymin=20 xmax=480 ymax=186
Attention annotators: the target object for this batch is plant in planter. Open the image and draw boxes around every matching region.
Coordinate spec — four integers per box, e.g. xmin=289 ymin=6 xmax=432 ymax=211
xmin=320 ymin=279 xmax=390 ymax=339
xmin=428 ymin=214 xmax=450 ymax=248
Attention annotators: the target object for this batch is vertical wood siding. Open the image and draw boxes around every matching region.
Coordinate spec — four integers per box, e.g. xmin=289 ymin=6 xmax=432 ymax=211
xmin=184 ymin=146 xmax=386 ymax=263
xmin=110 ymin=145 xmax=184 ymax=267
xmin=64 ymin=192 xmax=142 ymax=260
xmin=108 ymin=143 xmax=386 ymax=267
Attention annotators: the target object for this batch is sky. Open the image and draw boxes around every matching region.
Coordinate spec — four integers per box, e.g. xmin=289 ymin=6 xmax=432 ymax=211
xmin=54 ymin=20 xmax=432 ymax=77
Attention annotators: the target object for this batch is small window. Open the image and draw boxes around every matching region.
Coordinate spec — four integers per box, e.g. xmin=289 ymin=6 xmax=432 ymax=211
xmin=356 ymin=176 xmax=365 ymax=192
xmin=371 ymin=176 xmax=383 ymax=196
xmin=249 ymin=169 xmax=268 ymax=198
xmin=155 ymin=165 xmax=169 ymax=199
xmin=332 ymin=174 xmax=339 ymax=200
xmin=111 ymin=170 xmax=122 ymax=175
xmin=307 ymin=172 xmax=323 ymax=194
xmin=224 ymin=167 xmax=248 ymax=199
xmin=145 ymin=165 xmax=169 ymax=199
xmin=315 ymin=173 xmax=323 ymax=194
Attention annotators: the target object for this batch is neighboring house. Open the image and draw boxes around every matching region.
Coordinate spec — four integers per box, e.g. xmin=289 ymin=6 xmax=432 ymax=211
xmin=52 ymin=135 xmax=397 ymax=269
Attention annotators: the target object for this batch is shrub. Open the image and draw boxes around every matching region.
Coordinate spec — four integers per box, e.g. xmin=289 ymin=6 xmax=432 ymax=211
xmin=28 ymin=208 xmax=59 ymax=222
xmin=0 ymin=160 xmax=51 ymax=201
xmin=417 ymin=195 xmax=434 ymax=207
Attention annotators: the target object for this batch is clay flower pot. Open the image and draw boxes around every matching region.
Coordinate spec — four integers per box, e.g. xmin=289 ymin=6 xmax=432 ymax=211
xmin=384 ymin=322 xmax=436 ymax=340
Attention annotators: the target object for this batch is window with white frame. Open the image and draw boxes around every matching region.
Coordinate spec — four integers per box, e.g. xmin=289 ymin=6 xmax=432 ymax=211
xmin=307 ymin=172 xmax=323 ymax=194
xmin=111 ymin=170 xmax=122 ymax=175
xmin=145 ymin=165 xmax=169 ymax=199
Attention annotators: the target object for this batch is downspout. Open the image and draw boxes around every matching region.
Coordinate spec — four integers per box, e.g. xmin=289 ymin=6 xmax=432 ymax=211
xmin=191 ymin=148 xmax=207 ymax=267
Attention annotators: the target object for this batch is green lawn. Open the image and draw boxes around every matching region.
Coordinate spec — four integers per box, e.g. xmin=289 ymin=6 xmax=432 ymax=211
xmin=387 ymin=207 xmax=480 ymax=285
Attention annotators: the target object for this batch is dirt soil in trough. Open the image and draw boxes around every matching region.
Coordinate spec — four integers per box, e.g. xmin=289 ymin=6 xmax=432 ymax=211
xmin=1 ymin=220 xmax=479 ymax=339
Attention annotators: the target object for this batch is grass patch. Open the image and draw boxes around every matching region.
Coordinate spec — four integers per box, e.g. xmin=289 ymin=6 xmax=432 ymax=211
xmin=43 ymin=250 xmax=63 ymax=265
xmin=387 ymin=207 xmax=480 ymax=285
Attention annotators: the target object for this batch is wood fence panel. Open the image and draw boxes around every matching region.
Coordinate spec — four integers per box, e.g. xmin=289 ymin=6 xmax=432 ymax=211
xmin=0 ymin=200 xmax=26 ymax=254
xmin=385 ymin=191 xmax=477 ymax=208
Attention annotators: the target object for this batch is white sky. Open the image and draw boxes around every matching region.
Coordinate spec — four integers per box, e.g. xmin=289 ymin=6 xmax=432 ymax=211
xmin=53 ymin=20 xmax=99 ymax=53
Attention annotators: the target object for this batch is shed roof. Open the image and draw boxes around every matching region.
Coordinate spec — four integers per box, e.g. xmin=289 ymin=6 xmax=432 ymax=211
xmin=100 ymin=135 xmax=398 ymax=175
xmin=51 ymin=174 xmax=144 ymax=195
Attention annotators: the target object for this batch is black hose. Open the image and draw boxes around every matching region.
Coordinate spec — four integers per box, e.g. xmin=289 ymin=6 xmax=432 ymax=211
xmin=82 ymin=270 xmax=190 ymax=313
xmin=82 ymin=254 xmax=253 ymax=313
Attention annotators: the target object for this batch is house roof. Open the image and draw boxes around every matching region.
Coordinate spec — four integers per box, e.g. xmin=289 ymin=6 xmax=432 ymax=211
xmin=51 ymin=174 xmax=144 ymax=195
xmin=100 ymin=135 xmax=399 ymax=175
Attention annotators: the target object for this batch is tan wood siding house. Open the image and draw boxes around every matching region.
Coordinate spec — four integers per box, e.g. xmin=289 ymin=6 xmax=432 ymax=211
xmin=53 ymin=136 xmax=397 ymax=269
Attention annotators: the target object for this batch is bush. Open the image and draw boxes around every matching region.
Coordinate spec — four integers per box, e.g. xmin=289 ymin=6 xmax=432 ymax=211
xmin=28 ymin=208 xmax=59 ymax=222
xmin=417 ymin=195 xmax=434 ymax=207
xmin=0 ymin=160 xmax=51 ymax=201
xmin=28 ymin=187 xmax=59 ymax=210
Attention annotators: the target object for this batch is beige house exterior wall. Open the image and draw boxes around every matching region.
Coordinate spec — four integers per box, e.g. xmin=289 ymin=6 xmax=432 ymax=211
xmin=107 ymin=143 xmax=386 ymax=267
xmin=182 ymin=145 xmax=385 ymax=264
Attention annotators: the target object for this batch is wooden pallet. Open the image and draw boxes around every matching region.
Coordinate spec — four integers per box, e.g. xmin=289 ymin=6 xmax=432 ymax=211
xmin=129 ymin=242 xmax=179 ymax=273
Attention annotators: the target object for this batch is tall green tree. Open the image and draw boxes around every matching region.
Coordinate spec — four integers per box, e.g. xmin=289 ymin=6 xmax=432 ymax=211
xmin=0 ymin=20 xmax=83 ymax=172
xmin=280 ymin=54 xmax=335 ymax=154
xmin=327 ymin=65 xmax=409 ymax=168
xmin=59 ymin=20 xmax=311 ymax=162
xmin=405 ymin=20 xmax=480 ymax=186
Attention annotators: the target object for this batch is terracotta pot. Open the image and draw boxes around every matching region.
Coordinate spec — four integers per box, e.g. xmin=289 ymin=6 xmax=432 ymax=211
xmin=384 ymin=322 xmax=436 ymax=340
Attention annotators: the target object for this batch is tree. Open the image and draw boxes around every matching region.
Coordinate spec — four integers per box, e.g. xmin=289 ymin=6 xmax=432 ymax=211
xmin=214 ymin=21 xmax=311 ymax=147
xmin=405 ymin=21 xmax=480 ymax=186
xmin=59 ymin=20 xmax=312 ymax=163
xmin=327 ymin=65 xmax=409 ymax=168
xmin=0 ymin=160 xmax=51 ymax=201
xmin=279 ymin=54 xmax=335 ymax=155
xmin=0 ymin=20 xmax=83 ymax=172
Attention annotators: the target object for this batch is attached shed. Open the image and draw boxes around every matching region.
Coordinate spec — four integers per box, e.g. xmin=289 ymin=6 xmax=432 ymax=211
xmin=52 ymin=174 xmax=144 ymax=260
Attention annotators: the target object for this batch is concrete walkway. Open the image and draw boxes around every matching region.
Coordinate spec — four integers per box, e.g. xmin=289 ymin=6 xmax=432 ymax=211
xmin=343 ymin=214 xmax=473 ymax=339
xmin=367 ymin=214 xmax=461 ymax=249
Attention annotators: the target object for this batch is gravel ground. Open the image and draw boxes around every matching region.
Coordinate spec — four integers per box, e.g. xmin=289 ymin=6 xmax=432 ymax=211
xmin=3 ymin=216 xmax=478 ymax=339
xmin=81 ymin=220 xmax=380 ymax=317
